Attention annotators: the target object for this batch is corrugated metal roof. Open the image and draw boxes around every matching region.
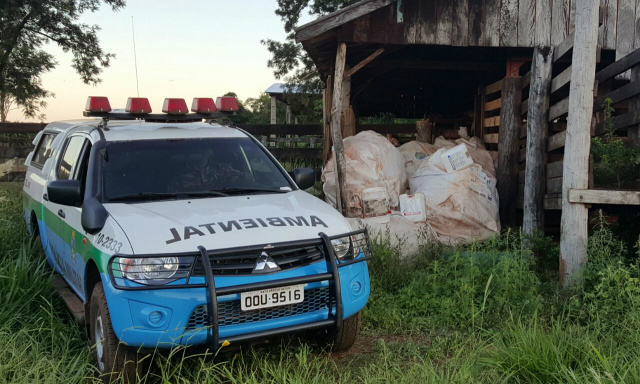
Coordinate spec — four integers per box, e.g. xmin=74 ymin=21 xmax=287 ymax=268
xmin=264 ymin=83 xmax=308 ymax=95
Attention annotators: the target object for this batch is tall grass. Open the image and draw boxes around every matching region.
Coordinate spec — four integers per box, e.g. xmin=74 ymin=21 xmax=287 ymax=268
xmin=2 ymin=182 xmax=640 ymax=383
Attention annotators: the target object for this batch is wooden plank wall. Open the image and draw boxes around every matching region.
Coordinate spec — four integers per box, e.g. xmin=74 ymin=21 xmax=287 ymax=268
xmin=479 ymin=78 xmax=504 ymax=161
xmin=339 ymin=0 xmax=634 ymax=51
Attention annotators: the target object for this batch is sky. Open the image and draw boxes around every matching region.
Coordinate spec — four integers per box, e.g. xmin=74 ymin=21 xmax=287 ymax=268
xmin=7 ymin=0 xmax=314 ymax=122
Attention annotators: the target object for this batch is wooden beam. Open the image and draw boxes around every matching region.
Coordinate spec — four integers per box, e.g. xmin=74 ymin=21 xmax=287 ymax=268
xmin=553 ymin=31 xmax=575 ymax=62
xmin=485 ymin=79 xmax=504 ymax=95
xmin=548 ymin=130 xmax=567 ymax=151
xmin=368 ymin=59 xmax=504 ymax=72
xmin=484 ymin=98 xmax=502 ymax=111
xmin=524 ymin=46 xmax=554 ymax=236
xmin=483 ymin=133 xmax=499 ymax=144
xmin=497 ymin=76 xmax=523 ymax=228
xmin=343 ymin=48 xmax=384 ymax=79
xmin=295 ymin=0 xmax=393 ymax=42
xmin=560 ymin=0 xmax=599 ymax=286
xmin=551 ymin=65 xmax=572 ymax=93
xmin=484 ymin=116 xmax=501 ymax=127
xmin=596 ymin=47 xmax=640 ymax=83
xmin=330 ymin=43 xmax=348 ymax=215
xmin=549 ymin=97 xmax=570 ymax=121
xmin=568 ymin=189 xmax=640 ymax=205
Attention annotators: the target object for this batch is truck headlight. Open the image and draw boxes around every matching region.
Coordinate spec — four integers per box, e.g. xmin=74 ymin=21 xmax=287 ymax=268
xmin=121 ymin=257 xmax=180 ymax=284
xmin=331 ymin=236 xmax=360 ymax=261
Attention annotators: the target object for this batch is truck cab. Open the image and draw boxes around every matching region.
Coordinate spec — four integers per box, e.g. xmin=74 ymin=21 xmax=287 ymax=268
xmin=22 ymin=96 xmax=372 ymax=381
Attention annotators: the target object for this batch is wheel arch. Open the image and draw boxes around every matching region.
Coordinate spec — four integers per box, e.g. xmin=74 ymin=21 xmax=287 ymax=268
xmin=84 ymin=259 xmax=102 ymax=322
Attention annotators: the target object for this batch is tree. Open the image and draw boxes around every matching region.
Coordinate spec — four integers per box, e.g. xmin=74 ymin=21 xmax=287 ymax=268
xmin=0 ymin=0 xmax=125 ymax=122
xmin=262 ymin=0 xmax=356 ymax=92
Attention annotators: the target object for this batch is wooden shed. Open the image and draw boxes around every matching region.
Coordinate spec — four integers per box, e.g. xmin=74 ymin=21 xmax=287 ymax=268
xmin=295 ymin=0 xmax=640 ymax=229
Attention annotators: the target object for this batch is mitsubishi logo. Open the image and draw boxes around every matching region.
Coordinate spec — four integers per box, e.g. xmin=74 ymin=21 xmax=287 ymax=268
xmin=253 ymin=252 xmax=280 ymax=273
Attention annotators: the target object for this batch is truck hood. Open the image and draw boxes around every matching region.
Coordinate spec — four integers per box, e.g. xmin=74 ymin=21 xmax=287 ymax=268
xmin=104 ymin=191 xmax=351 ymax=254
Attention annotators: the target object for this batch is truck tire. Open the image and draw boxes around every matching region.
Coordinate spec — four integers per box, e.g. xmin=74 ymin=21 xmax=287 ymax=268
xmin=89 ymin=282 xmax=143 ymax=383
xmin=318 ymin=312 xmax=361 ymax=352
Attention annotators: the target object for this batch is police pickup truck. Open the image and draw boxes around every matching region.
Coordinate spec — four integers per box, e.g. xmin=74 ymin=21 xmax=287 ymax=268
xmin=23 ymin=96 xmax=372 ymax=380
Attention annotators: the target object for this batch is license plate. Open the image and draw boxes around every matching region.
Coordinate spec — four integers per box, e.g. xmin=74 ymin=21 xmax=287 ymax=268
xmin=240 ymin=284 xmax=304 ymax=311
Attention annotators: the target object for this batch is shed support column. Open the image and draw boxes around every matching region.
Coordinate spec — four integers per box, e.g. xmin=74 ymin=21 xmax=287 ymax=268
xmin=416 ymin=119 xmax=433 ymax=143
xmin=286 ymin=105 xmax=293 ymax=125
xmin=330 ymin=42 xmax=348 ymax=214
xmin=497 ymin=76 xmax=523 ymax=228
xmin=523 ymin=46 xmax=554 ymax=236
xmin=323 ymin=76 xmax=334 ymax=164
xmin=560 ymin=0 xmax=599 ymax=286
xmin=270 ymin=96 xmax=277 ymax=125
xmin=341 ymin=66 xmax=356 ymax=138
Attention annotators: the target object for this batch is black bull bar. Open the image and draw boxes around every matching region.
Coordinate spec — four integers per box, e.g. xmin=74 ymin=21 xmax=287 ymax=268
xmin=107 ymin=230 xmax=372 ymax=349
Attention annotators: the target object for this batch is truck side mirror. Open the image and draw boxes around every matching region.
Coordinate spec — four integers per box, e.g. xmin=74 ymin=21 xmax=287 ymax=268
xmin=81 ymin=197 xmax=109 ymax=234
xmin=293 ymin=168 xmax=315 ymax=190
xmin=47 ymin=180 xmax=83 ymax=207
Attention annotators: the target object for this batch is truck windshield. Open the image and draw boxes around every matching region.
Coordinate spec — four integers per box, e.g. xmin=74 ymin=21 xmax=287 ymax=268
xmin=102 ymin=137 xmax=293 ymax=202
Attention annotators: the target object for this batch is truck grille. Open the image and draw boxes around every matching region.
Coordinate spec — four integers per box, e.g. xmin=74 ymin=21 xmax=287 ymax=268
xmin=192 ymin=244 xmax=325 ymax=276
xmin=186 ymin=287 xmax=334 ymax=329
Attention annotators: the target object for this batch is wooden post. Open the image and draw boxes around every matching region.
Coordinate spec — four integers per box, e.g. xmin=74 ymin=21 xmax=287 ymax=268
xmin=497 ymin=76 xmax=523 ymax=228
xmin=270 ymin=96 xmax=277 ymax=125
xmin=322 ymin=76 xmax=333 ymax=164
xmin=416 ymin=119 xmax=432 ymax=143
xmin=285 ymin=105 xmax=293 ymax=125
xmin=523 ymin=46 xmax=554 ymax=236
xmin=331 ymin=42 xmax=348 ymax=215
xmin=341 ymin=67 xmax=356 ymax=138
xmin=560 ymin=0 xmax=599 ymax=286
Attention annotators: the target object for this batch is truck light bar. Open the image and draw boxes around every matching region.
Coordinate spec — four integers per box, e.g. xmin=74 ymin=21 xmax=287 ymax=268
xmin=216 ymin=96 xmax=240 ymax=112
xmin=85 ymin=96 xmax=111 ymax=113
xmin=191 ymin=98 xmax=217 ymax=114
xmin=126 ymin=97 xmax=152 ymax=114
xmin=162 ymin=98 xmax=188 ymax=115
xmin=83 ymin=95 xmax=239 ymax=122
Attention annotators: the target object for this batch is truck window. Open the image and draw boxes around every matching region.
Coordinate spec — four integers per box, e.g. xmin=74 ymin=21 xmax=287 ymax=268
xmin=57 ymin=136 xmax=87 ymax=180
xmin=103 ymin=137 xmax=293 ymax=201
xmin=31 ymin=133 xmax=57 ymax=169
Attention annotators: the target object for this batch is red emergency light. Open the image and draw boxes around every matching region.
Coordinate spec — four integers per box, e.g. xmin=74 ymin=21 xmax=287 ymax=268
xmin=216 ymin=96 xmax=240 ymax=112
xmin=126 ymin=97 xmax=152 ymax=114
xmin=162 ymin=98 xmax=188 ymax=115
xmin=85 ymin=96 xmax=111 ymax=113
xmin=191 ymin=98 xmax=217 ymax=114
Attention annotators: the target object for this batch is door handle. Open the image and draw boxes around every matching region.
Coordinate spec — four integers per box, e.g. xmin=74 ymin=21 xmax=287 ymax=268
xmin=43 ymin=193 xmax=49 ymax=201
xmin=57 ymin=209 xmax=65 ymax=219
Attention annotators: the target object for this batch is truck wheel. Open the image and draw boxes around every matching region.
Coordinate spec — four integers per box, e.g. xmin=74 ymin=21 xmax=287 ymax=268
xmin=90 ymin=282 xmax=143 ymax=383
xmin=318 ymin=312 xmax=361 ymax=352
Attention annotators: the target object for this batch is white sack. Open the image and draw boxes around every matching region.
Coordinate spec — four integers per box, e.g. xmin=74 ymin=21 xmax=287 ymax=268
xmin=434 ymin=136 xmax=496 ymax=178
xmin=323 ymin=131 xmax=408 ymax=217
xmin=410 ymin=148 xmax=500 ymax=245
xmin=399 ymin=141 xmax=439 ymax=179
xmin=346 ymin=214 xmax=438 ymax=257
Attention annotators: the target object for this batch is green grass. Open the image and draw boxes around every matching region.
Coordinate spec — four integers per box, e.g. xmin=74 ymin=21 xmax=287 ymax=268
xmin=2 ymin=182 xmax=640 ymax=383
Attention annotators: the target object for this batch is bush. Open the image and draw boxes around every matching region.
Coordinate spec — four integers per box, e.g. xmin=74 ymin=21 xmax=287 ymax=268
xmin=365 ymin=232 xmax=542 ymax=332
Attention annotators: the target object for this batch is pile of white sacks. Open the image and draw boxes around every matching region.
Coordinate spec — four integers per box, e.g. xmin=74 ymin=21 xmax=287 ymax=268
xmin=322 ymin=130 xmax=500 ymax=254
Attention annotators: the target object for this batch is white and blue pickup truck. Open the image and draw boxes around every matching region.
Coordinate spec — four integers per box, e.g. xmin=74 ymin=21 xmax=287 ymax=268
xmin=22 ymin=96 xmax=372 ymax=380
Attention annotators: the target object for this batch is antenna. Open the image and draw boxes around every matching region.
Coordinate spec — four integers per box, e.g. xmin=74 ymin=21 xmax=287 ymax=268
xmin=131 ymin=16 xmax=140 ymax=97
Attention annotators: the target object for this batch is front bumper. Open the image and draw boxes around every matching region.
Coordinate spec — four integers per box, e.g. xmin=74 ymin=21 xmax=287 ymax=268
xmin=102 ymin=231 xmax=371 ymax=348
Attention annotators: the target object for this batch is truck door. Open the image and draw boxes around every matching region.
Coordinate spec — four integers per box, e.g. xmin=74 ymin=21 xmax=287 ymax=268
xmin=43 ymin=135 xmax=91 ymax=298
